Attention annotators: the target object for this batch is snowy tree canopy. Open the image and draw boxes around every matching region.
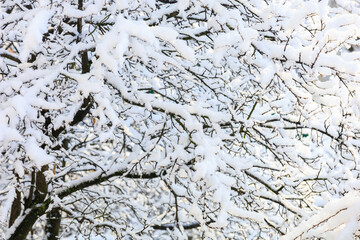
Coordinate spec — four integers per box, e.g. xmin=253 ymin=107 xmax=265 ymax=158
xmin=1 ymin=0 xmax=360 ymax=239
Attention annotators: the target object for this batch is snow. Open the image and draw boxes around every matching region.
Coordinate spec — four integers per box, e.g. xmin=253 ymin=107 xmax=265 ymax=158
xmin=0 ymin=126 xmax=24 ymax=147
xmin=115 ymin=0 xmax=129 ymax=10
xmin=171 ymin=183 xmax=187 ymax=196
xmin=213 ymin=28 xmax=257 ymax=66
xmin=152 ymin=26 xmax=195 ymax=62
xmin=25 ymin=137 xmax=54 ymax=170
xmin=282 ymin=192 xmax=360 ymax=240
xmin=63 ymin=0 xmax=105 ymax=18
xmin=227 ymin=206 xmax=265 ymax=224
xmin=20 ymin=9 xmax=53 ymax=62
xmin=0 ymin=188 xmax=16 ymax=223
xmin=63 ymin=234 xmax=115 ymax=240
xmin=3 ymin=0 xmax=360 ymax=239
xmin=177 ymin=0 xmax=190 ymax=15
xmin=188 ymin=203 xmax=204 ymax=223
xmin=13 ymin=161 xmax=25 ymax=178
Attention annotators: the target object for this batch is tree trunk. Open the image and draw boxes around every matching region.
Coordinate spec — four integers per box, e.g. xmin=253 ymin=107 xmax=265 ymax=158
xmin=7 ymin=200 xmax=50 ymax=240
xmin=45 ymin=209 xmax=62 ymax=240
xmin=43 ymin=0 xmax=90 ymax=238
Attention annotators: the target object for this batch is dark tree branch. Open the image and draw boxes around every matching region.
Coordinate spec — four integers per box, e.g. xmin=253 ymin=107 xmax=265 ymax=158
xmin=58 ymin=169 xmax=165 ymax=198
xmin=7 ymin=199 xmax=51 ymax=240
xmin=9 ymin=189 xmax=21 ymax=227
xmin=157 ymin=0 xmax=177 ymax=3
xmin=153 ymin=219 xmax=215 ymax=230
xmin=45 ymin=209 xmax=61 ymax=240
xmin=0 ymin=52 xmax=21 ymax=64
xmin=52 ymin=95 xmax=93 ymax=138
xmin=244 ymin=170 xmax=283 ymax=194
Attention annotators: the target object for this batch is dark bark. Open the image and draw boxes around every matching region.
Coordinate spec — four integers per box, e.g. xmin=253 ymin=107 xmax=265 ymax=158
xmin=34 ymin=167 xmax=48 ymax=203
xmin=24 ymin=171 xmax=35 ymax=209
xmin=157 ymin=0 xmax=177 ymax=3
xmin=58 ymin=169 xmax=163 ymax=199
xmin=7 ymin=200 xmax=50 ymax=240
xmin=45 ymin=209 xmax=62 ymax=240
xmin=8 ymin=166 xmax=49 ymax=240
xmin=81 ymin=51 xmax=90 ymax=73
xmin=152 ymin=219 xmax=215 ymax=230
xmin=0 ymin=52 xmax=21 ymax=64
xmin=9 ymin=189 xmax=21 ymax=227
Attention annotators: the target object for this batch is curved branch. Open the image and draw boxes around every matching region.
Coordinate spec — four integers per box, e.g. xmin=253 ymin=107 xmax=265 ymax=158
xmin=0 ymin=52 xmax=21 ymax=64
xmin=153 ymin=219 xmax=215 ymax=230
xmin=7 ymin=199 xmax=51 ymax=240
xmin=57 ymin=169 xmax=165 ymax=198
xmin=157 ymin=0 xmax=177 ymax=3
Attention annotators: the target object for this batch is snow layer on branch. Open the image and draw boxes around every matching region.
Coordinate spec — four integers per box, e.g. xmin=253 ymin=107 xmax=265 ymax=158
xmin=20 ymin=9 xmax=53 ymax=62
xmin=282 ymin=192 xmax=360 ymax=240
xmin=115 ymin=0 xmax=129 ymax=10
xmin=63 ymin=0 xmax=105 ymax=18
xmin=0 ymin=125 xmax=23 ymax=147
xmin=3 ymin=0 xmax=360 ymax=239
xmin=227 ymin=206 xmax=266 ymax=225
xmin=96 ymin=16 xmax=157 ymax=73
xmin=96 ymin=16 xmax=194 ymax=73
xmin=213 ymin=28 xmax=258 ymax=66
xmin=25 ymin=137 xmax=54 ymax=169
xmin=0 ymin=187 xmax=16 ymax=223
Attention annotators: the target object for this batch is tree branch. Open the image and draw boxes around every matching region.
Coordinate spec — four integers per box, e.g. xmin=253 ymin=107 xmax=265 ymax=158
xmin=157 ymin=0 xmax=177 ymax=3
xmin=58 ymin=169 xmax=165 ymax=198
xmin=153 ymin=219 xmax=215 ymax=230
xmin=0 ymin=52 xmax=21 ymax=64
